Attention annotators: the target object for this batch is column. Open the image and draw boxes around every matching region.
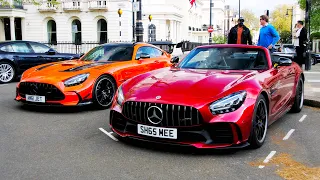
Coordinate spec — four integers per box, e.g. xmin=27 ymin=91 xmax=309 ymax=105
xmin=21 ymin=18 xmax=26 ymax=40
xmin=0 ymin=19 xmax=5 ymax=41
xmin=10 ymin=16 xmax=16 ymax=41
xmin=170 ymin=20 xmax=174 ymax=41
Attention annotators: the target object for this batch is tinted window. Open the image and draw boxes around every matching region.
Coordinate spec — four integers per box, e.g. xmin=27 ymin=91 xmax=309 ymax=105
xmin=81 ymin=45 xmax=134 ymax=62
xmin=0 ymin=45 xmax=14 ymax=52
xmin=136 ymin=46 xmax=154 ymax=59
xmin=178 ymin=47 xmax=268 ymax=70
xmin=11 ymin=43 xmax=33 ymax=53
xmin=151 ymin=47 xmax=163 ymax=57
xmin=29 ymin=42 xmax=51 ymax=53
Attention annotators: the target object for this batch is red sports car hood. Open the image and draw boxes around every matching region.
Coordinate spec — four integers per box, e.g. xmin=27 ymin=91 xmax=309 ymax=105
xmin=124 ymin=68 xmax=257 ymax=105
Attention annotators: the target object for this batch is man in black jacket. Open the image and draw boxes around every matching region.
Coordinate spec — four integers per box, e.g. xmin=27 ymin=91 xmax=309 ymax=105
xmin=227 ymin=18 xmax=253 ymax=45
xmin=294 ymin=20 xmax=308 ymax=66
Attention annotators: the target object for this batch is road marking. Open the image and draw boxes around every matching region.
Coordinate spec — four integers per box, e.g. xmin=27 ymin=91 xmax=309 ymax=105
xmin=283 ymin=129 xmax=295 ymax=140
xmin=259 ymin=151 xmax=277 ymax=169
xmin=307 ymin=80 xmax=320 ymax=83
xmin=299 ymin=115 xmax=307 ymax=122
xmin=304 ymin=72 xmax=320 ymax=74
xmin=99 ymin=128 xmax=118 ymax=141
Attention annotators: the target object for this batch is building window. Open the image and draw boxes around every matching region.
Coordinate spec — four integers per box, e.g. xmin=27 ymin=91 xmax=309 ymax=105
xmin=72 ymin=19 xmax=81 ymax=45
xmin=97 ymin=19 xmax=108 ymax=44
xmin=47 ymin=20 xmax=57 ymax=45
xmin=148 ymin=24 xmax=156 ymax=42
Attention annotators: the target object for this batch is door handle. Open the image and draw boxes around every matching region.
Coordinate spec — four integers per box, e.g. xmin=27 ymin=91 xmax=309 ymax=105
xmin=154 ymin=60 xmax=159 ymax=63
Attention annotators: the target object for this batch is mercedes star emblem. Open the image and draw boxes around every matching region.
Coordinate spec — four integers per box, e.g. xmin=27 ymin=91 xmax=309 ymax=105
xmin=147 ymin=106 xmax=163 ymax=124
xmin=156 ymin=96 xmax=161 ymax=100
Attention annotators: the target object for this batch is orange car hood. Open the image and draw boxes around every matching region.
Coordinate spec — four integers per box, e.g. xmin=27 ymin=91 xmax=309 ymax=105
xmin=22 ymin=60 xmax=111 ymax=82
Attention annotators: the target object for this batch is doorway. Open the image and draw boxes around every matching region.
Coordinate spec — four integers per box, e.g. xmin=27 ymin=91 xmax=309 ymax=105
xmin=3 ymin=17 xmax=22 ymax=40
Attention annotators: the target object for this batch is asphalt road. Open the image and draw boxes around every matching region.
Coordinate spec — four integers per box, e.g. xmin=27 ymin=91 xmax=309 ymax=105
xmin=0 ymin=82 xmax=319 ymax=180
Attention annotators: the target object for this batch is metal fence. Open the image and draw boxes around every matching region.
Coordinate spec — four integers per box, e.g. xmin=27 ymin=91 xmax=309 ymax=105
xmin=39 ymin=41 xmax=209 ymax=54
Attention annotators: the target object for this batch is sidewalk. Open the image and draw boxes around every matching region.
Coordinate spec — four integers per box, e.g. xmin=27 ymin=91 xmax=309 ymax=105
xmin=304 ymin=64 xmax=320 ymax=108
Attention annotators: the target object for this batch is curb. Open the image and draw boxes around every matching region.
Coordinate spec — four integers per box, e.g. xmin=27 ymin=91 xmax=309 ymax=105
xmin=304 ymin=98 xmax=320 ymax=108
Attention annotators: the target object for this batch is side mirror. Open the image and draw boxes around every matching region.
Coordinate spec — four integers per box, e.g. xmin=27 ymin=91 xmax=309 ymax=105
xmin=170 ymin=56 xmax=179 ymax=64
xmin=274 ymin=57 xmax=292 ymax=68
xmin=139 ymin=53 xmax=150 ymax=59
xmin=46 ymin=48 xmax=56 ymax=55
xmin=79 ymin=53 xmax=85 ymax=57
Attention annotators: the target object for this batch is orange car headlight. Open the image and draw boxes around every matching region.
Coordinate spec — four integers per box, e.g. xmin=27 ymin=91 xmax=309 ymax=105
xmin=64 ymin=73 xmax=90 ymax=87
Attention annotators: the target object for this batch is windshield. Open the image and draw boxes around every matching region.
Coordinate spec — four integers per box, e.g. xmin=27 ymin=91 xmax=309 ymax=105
xmin=80 ymin=45 xmax=134 ymax=62
xmin=178 ymin=47 xmax=269 ymax=70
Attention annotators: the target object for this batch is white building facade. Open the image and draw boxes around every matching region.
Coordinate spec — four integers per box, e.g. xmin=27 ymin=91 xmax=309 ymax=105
xmin=0 ymin=0 xmax=228 ymax=48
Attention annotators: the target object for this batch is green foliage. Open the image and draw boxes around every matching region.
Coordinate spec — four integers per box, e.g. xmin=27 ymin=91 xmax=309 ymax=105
xmin=310 ymin=32 xmax=320 ymax=40
xmin=298 ymin=0 xmax=320 ymax=33
xmin=241 ymin=9 xmax=260 ymax=31
xmin=213 ymin=35 xmax=227 ymax=44
xmin=280 ymin=30 xmax=292 ymax=43
xmin=271 ymin=4 xmax=293 ymax=34
xmin=0 ymin=0 xmax=60 ymax=7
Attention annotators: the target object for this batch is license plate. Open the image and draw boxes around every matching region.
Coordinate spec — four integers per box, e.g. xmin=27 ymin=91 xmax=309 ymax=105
xmin=26 ymin=94 xmax=45 ymax=103
xmin=137 ymin=124 xmax=177 ymax=139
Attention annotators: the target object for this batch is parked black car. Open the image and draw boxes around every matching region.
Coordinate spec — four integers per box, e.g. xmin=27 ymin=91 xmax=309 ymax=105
xmin=0 ymin=41 xmax=80 ymax=83
xmin=276 ymin=44 xmax=319 ymax=65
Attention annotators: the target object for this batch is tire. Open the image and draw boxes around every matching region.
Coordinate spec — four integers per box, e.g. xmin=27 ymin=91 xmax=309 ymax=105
xmin=0 ymin=62 xmax=15 ymax=84
xmin=290 ymin=76 xmax=304 ymax=113
xmin=92 ymin=75 xmax=117 ymax=109
xmin=311 ymin=58 xmax=315 ymax=65
xmin=248 ymin=94 xmax=268 ymax=149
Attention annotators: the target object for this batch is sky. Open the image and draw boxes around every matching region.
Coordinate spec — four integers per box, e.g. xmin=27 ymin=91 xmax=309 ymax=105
xmin=225 ymin=0 xmax=298 ymax=16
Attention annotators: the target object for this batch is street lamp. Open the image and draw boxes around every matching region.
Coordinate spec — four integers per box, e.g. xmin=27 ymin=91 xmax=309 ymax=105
xmin=209 ymin=0 xmax=213 ymax=44
xmin=136 ymin=0 xmax=144 ymax=42
xmin=286 ymin=7 xmax=293 ymax=42
xmin=118 ymin=8 xmax=123 ymax=42
xmin=238 ymin=0 xmax=240 ymax=19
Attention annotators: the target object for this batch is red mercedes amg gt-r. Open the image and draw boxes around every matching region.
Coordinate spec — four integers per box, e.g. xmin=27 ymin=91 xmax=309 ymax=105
xmin=109 ymin=44 xmax=305 ymax=149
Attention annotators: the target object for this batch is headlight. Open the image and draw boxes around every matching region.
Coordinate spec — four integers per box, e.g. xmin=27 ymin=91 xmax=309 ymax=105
xmin=116 ymin=85 xmax=125 ymax=105
xmin=209 ymin=91 xmax=247 ymax=115
xmin=64 ymin=73 xmax=89 ymax=87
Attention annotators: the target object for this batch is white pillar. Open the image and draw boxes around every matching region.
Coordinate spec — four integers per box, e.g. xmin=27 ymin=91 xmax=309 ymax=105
xmin=10 ymin=16 xmax=15 ymax=41
xmin=170 ymin=20 xmax=174 ymax=41
xmin=0 ymin=19 xmax=5 ymax=41
xmin=21 ymin=18 xmax=26 ymax=40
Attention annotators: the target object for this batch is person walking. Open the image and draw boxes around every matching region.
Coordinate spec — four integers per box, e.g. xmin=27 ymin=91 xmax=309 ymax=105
xmin=227 ymin=17 xmax=253 ymax=45
xmin=257 ymin=15 xmax=280 ymax=53
xmin=293 ymin=20 xmax=308 ymax=67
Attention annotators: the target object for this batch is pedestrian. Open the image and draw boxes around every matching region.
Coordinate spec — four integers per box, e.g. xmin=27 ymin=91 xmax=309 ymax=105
xmin=227 ymin=17 xmax=253 ymax=45
xmin=293 ymin=20 xmax=308 ymax=67
xmin=257 ymin=15 xmax=280 ymax=53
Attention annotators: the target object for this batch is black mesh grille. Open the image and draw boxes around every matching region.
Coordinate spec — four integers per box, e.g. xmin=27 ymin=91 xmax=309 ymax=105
xmin=122 ymin=101 xmax=203 ymax=127
xmin=18 ymin=82 xmax=65 ymax=101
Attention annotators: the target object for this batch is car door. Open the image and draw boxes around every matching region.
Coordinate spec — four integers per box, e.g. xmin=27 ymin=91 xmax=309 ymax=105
xmin=149 ymin=47 xmax=171 ymax=69
xmin=28 ymin=42 xmax=65 ymax=63
xmin=268 ymin=56 xmax=294 ymax=119
xmin=8 ymin=42 xmax=46 ymax=72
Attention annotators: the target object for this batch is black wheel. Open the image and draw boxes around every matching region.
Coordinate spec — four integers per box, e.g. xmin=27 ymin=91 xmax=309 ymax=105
xmin=92 ymin=75 xmax=117 ymax=109
xmin=290 ymin=77 xmax=304 ymax=113
xmin=311 ymin=58 xmax=315 ymax=65
xmin=0 ymin=62 xmax=15 ymax=84
xmin=248 ymin=95 xmax=268 ymax=149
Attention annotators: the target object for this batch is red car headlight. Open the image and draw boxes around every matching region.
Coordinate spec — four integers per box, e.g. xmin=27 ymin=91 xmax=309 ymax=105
xmin=209 ymin=91 xmax=247 ymax=115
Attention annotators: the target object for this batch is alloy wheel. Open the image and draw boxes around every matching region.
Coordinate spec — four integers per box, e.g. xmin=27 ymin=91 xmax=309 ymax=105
xmin=254 ymin=99 xmax=268 ymax=143
xmin=95 ymin=77 xmax=115 ymax=107
xmin=0 ymin=63 xmax=14 ymax=83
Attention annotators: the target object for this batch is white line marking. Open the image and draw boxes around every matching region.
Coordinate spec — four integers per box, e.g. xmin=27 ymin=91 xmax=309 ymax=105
xmin=299 ymin=115 xmax=307 ymax=122
xmin=99 ymin=128 xmax=118 ymax=141
xmin=304 ymin=72 xmax=320 ymax=74
xmin=263 ymin=151 xmax=277 ymax=163
xmin=283 ymin=129 xmax=295 ymax=140
xmin=259 ymin=151 xmax=277 ymax=169
xmin=307 ymin=80 xmax=320 ymax=83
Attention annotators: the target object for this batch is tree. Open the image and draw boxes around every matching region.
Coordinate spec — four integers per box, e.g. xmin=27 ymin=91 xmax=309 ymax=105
xmin=212 ymin=35 xmax=227 ymax=44
xmin=298 ymin=0 xmax=320 ymax=33
xmin=241 ymin=9 xmax=260 ymax=31
xmin=271 ymin=4 xmax=293 ymax=34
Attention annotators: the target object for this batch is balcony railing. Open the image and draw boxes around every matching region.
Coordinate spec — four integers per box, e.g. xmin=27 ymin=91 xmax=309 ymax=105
xmin=62 ymin=0 xmax=81 ymax=11
xmin=0 ymin=0 xmax=23 ymax=9
xmin=38 ymin=1 xmax=57 ymax=12
xmin=88 ymin=0 xmax=108 ymax=11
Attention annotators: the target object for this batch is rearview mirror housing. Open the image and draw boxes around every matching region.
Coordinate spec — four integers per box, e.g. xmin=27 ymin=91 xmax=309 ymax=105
xmin=139 ymin=53 xmax=150 ymax=59
xmin=170 ymin=56 xmax=179 ymax=64
xmin=46 ymin=48 xmax=56 ymax=55
xmin=274 ymin=57 xmax=292 ymax=68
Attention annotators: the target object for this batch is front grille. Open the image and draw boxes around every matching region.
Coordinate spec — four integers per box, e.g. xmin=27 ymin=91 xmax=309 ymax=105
xmin=18 ymin=82 xmax=65 ymax=101
xmin=122 ymin=101 xmax=203 ymax=127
